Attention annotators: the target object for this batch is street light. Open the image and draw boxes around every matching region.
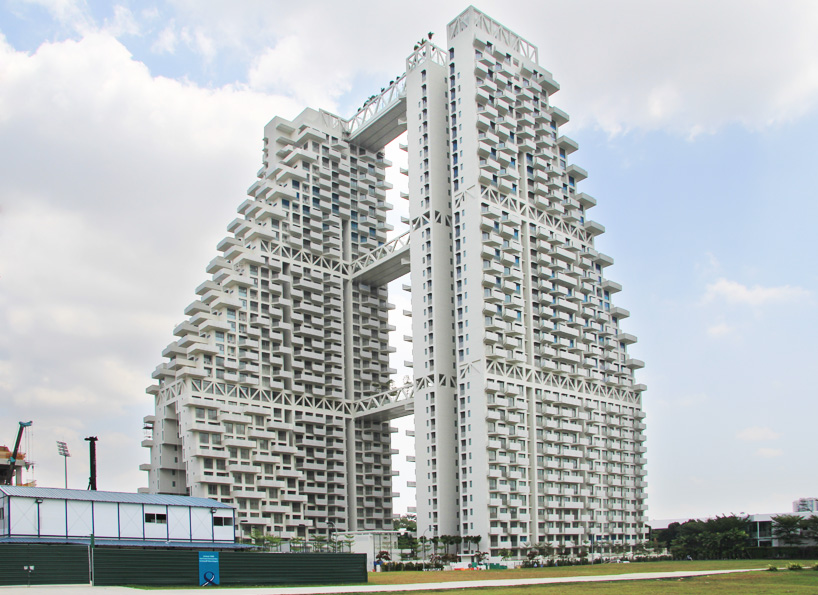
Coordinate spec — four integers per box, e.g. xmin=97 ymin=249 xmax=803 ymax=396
xmin=327 ymin=521 xmax=336 ymax=552
xmin=56 ymin=441 xmax=70 ymax=489
xmin=35 ymin=498 xmax=43 ymax=537
xmin=420 ymin=529 xmax=428 ymax=571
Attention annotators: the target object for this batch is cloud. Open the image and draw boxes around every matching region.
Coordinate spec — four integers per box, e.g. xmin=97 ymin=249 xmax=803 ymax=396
xmin=543 ymin=0 xmax=818 ymax=134
xmin=704 ymin=278 xmax=811 ymax=306
xmin=736 ymin=427 xmax=780 ymax=442
xmin=0 ymin=30 xmax=302 ymax=492
xmin=103 ymin=5 xmax=139 ymax=37
xmin=706 ymin=323 xmax=733 ymax=338
xmin=151 ymin=23 xmax=178 ymax=54
xmin=248 ymin=35 xmax=353 ymax=111
xmin=10 ymin=1 xmax=818 ymax=136
xmin=756 ymin=448 xmax=784 ymax=459
xmin=18 ymin=0 xmax=93 ymax=34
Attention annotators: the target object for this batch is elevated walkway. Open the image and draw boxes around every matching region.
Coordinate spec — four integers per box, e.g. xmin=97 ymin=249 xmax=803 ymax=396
xmin=350 ymin=231 xmax=410 ymax=285
xmin=347 ymin=75 xmax=407 ymax=151
xmin=351 ymin=383 xmax=414 ymax=421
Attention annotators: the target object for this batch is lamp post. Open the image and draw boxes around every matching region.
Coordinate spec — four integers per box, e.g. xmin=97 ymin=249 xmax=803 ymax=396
xmin=209 ymin=508 xmax=216 ymax=542
xmin=298 ymin=523 xmax=308 ymax=552
xmin=420 ymin=529 xmax=428 ymax=571
xmin=56 ymin=441 xmax=70 ymax=489
xmin=328 ymin=521 xmax=336 ymax=553
xmin=35 ymin=498 xmax=43 ymax=537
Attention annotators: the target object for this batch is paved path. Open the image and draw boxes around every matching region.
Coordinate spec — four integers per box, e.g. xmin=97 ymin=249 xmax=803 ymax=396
xmin=0 ymin=568 xmax=763 ymax=595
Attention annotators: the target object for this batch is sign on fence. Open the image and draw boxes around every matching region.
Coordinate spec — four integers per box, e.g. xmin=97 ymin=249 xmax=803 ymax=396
xmin=198 ymin=551 xmax=220 ymax=586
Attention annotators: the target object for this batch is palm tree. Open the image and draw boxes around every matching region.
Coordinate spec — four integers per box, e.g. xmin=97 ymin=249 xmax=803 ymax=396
xmin=772 ymin=514 xmax=804 ymax=546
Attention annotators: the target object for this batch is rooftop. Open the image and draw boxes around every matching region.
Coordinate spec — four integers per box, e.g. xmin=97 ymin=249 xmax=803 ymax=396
xmin=0 ymin=485 xmax=233 ymax=509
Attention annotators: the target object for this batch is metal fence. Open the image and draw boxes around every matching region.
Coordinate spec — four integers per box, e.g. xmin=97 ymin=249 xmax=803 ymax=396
xmin=0 ymin=544 xmax=367 ymax=587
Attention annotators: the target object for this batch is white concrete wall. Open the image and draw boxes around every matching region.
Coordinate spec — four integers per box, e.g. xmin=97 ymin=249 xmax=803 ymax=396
xmin=5 ymin=495 xmax=232 ymax=542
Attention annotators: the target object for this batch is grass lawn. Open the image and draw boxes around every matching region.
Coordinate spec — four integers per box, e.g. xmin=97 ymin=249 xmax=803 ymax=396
xmin=360 ymin=571 xmax=818 ymax=595
xmin=368 ymin=560 xmax=815 ymax=585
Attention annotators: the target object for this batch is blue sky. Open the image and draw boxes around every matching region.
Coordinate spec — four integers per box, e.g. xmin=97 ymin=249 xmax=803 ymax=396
xmin=1 ymin=0 xmax=816 ymax=521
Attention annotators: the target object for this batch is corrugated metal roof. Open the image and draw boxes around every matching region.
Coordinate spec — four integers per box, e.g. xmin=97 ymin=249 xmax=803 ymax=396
xmin=0 ymin=486 xmax=233 ymax=509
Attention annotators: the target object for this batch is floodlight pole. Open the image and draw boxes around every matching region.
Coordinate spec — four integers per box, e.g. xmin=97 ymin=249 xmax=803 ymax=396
xmin=56 ymin=441 xmax=71 ymax=489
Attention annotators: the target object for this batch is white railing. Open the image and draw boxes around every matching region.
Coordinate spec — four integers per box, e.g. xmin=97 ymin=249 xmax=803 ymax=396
xmin=347 ymin=75 xmax=408 ymax=137
xmin=349 ymin=230 xmax=410 ymax=276
xmin=352 ymin=382 xmax=414 ymax=418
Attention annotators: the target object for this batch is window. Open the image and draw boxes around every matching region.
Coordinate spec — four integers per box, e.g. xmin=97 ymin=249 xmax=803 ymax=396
xmin=145 ymin=513 xmax=167 ymax=524
xmin=213 ymin=516 xmax=233 ymax=526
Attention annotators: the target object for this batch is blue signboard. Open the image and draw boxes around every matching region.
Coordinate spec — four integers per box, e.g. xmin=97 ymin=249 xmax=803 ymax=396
xmin=198 ymin=551 xmax=220 ymax=586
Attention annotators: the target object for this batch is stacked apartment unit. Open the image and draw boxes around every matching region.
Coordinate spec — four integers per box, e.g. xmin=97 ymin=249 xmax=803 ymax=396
xmin=144 ymin=6 xmax=647 ymax=555
xmin=408 ymin=8 xmax=648 ymax=555
xmin=143 ymin=108 xmax=401 ymax=538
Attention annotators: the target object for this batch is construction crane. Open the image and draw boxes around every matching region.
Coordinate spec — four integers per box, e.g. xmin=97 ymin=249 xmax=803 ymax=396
xmin=0 ymin=421 xmax=33 ymax=485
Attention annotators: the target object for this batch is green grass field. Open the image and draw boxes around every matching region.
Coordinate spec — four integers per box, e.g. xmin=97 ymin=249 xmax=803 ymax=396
xmin=137 ymin=560 xmax=818 ymax=591
xmin=367 ymin=560 xmax=804 ymax=584
xmin=364 ymin=571 xmax=818 ymax=595
xmin=357 ymin=561 xmax=818 ymax=594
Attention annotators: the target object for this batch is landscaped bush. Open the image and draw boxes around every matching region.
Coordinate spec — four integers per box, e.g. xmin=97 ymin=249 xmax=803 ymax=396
xmin=786 ymin=563 xmax=803 ymax=571
xmin=766 ymin=564 xmax=778 ymax=571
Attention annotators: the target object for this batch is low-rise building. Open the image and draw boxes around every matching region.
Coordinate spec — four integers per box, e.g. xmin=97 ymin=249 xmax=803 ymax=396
xmin=0 ymin=486 xmax=235 ymax=547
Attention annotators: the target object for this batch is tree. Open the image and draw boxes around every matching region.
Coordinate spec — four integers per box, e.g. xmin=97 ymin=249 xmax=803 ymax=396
xmin=473 ymin=535 xmax=482 ymax=553
xmin=290 ymin=536 xmax=304 ymax=552
xmin=376 ymin=550 xmax=391 ymax=562
xmin=312 ymin=535 xmax=329 ymax=552
xmin=655 ymin=522 xmax=681 ymax=551
xmin=666 ymin=515 xmax=749 ymax=560
xmin=800 ymin=515 xmax=818 ymax=543
xmin=397 ymin=532 xmax=418 ymax=559
xmin=393 ymin=513 xmax=417 ymax=533
xmin=533 ymin=541 xmax=555 ymax=558
xmin=499 ymin=548 xmax=511 ymax=560
xmin=772 ymin=514 xmax=804 ymax=546
xmin=264 ymin=534 xmax=283 ymax=552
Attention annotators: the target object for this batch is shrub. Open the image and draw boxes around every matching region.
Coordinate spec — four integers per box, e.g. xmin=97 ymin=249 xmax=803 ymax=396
xmin=786 ymin=563 xmax=803 ymax=571
xmin=766 ymin=565 xmax=778 ymax=571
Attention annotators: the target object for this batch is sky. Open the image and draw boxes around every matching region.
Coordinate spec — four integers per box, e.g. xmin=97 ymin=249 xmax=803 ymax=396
xmin=1 ymin=0 xmax=816 ymax=522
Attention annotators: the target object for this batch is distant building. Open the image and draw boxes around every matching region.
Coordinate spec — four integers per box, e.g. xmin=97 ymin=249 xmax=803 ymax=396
xmin=0 ymin=486 xmax=235 ymax=547
xmin=652 ymin=511 xmax=818 ymax=548
xmin=793 ymin=498 xmax=818 ymax=513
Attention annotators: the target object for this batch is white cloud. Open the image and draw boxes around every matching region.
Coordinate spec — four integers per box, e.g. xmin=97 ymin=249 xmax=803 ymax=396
xmin=14 ymin=1 xmax=818 ymax=135
xmin=248 ymin=36 xmax=353 ymax=113
xmin=104 ymin=5 xmax=139 ymax=37
xmin=736 ymin=427 xmax=780 ymax=442
xmin=151 ymin=23 xmax=178 ymax=54
xmin=704 ymin=278 xmax=811 ymax=306
xmin=756 ymin=448 xmax=784 ymax=459
xmin=706 ymin=323 xmax=733 ymax=338
xmin=0 ymin=30 xmax=303 ymax=492
xmin=540 ymin=0 xmax=818 ymax=135
xmin=18 ymin=0 xmax=92 ymax=33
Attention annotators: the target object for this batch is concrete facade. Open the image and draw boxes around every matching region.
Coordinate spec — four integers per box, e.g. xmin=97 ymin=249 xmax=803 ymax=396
xmin=143 ymin=6 xmax=647 ymax=554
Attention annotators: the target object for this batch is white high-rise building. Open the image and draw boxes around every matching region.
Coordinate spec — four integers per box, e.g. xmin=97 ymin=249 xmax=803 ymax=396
xmin=143 ymin=6 xmax=647 ymax=556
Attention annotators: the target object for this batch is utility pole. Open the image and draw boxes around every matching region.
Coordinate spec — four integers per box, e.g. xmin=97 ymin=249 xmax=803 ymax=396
xmin=84 ymin=436 xmax=98 ymax=490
